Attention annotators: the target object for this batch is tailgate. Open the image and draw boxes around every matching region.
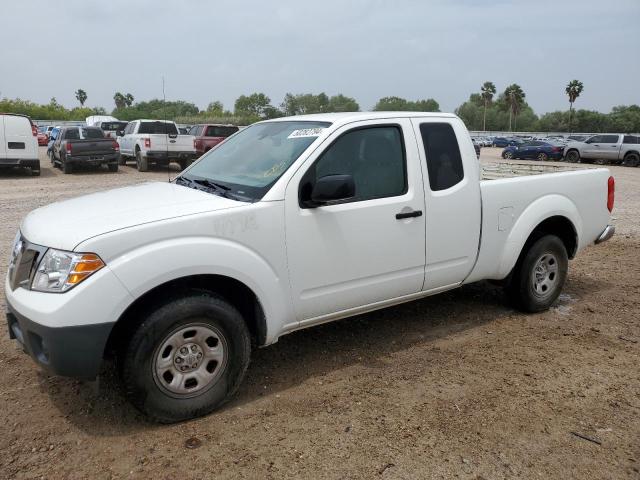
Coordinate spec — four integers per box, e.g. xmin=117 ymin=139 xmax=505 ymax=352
xmin=69 ymin=139 xmax=116 ymax=156
xmin=164 ymin=134 xmax=195 ymax=152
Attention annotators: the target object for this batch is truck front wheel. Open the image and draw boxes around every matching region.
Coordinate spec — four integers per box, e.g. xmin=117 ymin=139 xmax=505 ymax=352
xmin=623 ymin=152 xmax=640 ymax=167
xmin=506 ymin=234 xmax=568 ymax=313
xmin=121 ymin=294 xmax=251 ymax=423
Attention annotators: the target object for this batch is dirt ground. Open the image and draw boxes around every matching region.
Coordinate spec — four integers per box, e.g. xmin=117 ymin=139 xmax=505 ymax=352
xmin=0 ymin=148 xmax=638 ymax=480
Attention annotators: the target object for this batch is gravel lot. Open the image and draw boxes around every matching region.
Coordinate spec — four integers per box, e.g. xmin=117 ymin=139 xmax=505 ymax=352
xmin=0 ymin=148 xmax=638 ymax=479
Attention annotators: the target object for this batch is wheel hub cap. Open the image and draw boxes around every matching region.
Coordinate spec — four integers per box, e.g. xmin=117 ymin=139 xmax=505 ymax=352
xmin=153 ymin=324 xmax=227 ymax=397
xmin=532 ymin=253 xmax=558 ymax=297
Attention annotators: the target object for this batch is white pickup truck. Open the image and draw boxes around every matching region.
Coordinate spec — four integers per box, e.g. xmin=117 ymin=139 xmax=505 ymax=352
xmin=564 ymin=133 xmax=640 ymax=166
xmin=117 ymin=119 xmax=196 ymax=171
xmin=6 ymin=112 xmax=615 ymax=422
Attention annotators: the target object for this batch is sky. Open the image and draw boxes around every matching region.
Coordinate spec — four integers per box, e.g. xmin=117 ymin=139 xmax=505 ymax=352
xmin=1 ymin=0 xmax=638 ymax=115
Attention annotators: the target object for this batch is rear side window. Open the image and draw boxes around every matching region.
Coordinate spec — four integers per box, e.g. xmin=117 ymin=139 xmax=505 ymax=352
xmin=420 ymin=123 xmax=464 ymax=191
xmin=623 ymin=135 xmax=639 ymax=144
xmin=205 ymin=126 xmax=239 ymax=137
xmin=600 ymin=135 xmax=619 ymax=144
xmin=138 ymin=122 xmax=179 ymax=135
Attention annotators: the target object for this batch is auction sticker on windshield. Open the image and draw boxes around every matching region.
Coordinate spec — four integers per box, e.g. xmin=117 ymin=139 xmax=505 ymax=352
xmin=287 ymin=128 xmax=326 ymax=139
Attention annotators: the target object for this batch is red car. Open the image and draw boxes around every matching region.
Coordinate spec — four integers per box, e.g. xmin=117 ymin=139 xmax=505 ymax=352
xmin=37 ymin=131 xmax=48 ymax=146
xmin=190 ymin=124 xmax=239 ymax=157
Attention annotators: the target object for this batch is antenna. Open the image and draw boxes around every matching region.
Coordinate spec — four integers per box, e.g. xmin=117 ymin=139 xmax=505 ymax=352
xmin=162 ymin=75 xmax=170 ymax=183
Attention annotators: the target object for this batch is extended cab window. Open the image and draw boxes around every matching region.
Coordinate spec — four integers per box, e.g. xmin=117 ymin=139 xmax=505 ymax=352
xmin=420 ymin=123 xmax=464 ymax=191
xmin=624 ymin=135 xmax=639 ymax=144
xmin=306 ymin=126 xmax=406 ymax=204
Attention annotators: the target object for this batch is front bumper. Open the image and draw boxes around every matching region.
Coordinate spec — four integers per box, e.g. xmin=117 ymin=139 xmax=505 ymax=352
xmin=595 ymin=224 xmax=615 ymax=244
xmin=6 ymin=302 xmax=113 ymax=379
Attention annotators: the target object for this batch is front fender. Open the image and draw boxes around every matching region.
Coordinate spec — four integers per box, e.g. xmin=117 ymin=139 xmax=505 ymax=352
xmin=107 ymin=237 xmax=290 ymax=344
xmin=497 ymin=194 xmax=582 ymax=278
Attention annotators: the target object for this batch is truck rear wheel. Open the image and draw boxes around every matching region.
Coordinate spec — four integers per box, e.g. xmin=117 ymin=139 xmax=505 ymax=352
xmin=120 ymin=294 xmax=251 ymax=423
xmin=108 ymin=163 xmax=118 ymax=172
xmin=136 ymin=150 xmax=148 ymax=172
xmin=62 ymin=158 xmax=73 ymax=174
xmin=506 ymin=234 xmax=568 ymax=313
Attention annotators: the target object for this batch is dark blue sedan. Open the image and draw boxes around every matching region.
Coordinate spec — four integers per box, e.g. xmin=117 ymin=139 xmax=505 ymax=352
xmin=502 ymin=141 xmax=564 ymax=161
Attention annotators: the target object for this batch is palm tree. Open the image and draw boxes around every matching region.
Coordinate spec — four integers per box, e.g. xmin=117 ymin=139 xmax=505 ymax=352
xmin=504 ymin=84 xmax=525 ymax=131
xmin=565 ymin=80 xmax=584 ymax=133
xmin=124 ymin=93 xmax=134 ymax=107
xmin=480 ymin=81 xmax=496 ymax=131
xmin=75 ymin=89 xmax=87 ymax=107
xmin=113 ymin=92 xmax=126 ymax=109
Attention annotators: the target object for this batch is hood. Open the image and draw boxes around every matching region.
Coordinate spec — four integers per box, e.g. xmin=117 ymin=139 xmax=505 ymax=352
xmin=21 ymin=182 xmax=242 ymax=251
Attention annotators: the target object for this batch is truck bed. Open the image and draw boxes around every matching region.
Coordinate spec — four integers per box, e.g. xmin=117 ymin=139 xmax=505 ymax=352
xmin=481 ymin=161 xmax=592 ymax=180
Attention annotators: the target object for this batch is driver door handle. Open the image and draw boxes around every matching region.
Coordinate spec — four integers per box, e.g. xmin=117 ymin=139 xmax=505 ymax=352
xmin=396 ymin=210 xmax=423 ymax=220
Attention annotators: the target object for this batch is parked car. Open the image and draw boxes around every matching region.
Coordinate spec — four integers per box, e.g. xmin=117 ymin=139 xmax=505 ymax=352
xmin=492 ymin=137 xmax=520 ymax=147
xmin=0 ymin=113 xmax=40 ymax=176
xmin=95 ymin=121 xmax=128 ymax=139
xmin=50 ymin=126 xmax=120 ymax=173
xmin=5 ymin=112 xmax=615 ymax=422
xmin=191 ymin=124 xmax=240 ymax=157
xmin=37 ymin=131 xmax=48 ymax=146
xmin=46 ymin=127 xmax=61 ymax=159
xmin=564 ymin=134 xmax=640 ymax=166
xmin=502 ymin=140 xmax=564 ymax=161
xmin=117 ymin=119 xmax=196 ymax=171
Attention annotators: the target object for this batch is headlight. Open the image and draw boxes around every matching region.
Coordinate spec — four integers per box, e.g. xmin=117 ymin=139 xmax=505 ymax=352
xmin=31 ymin=249 xmax=105 ymax=293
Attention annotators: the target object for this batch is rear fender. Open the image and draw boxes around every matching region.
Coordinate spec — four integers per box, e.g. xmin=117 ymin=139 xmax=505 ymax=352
xmin=497 ymin=194 xmax=581 ymax=278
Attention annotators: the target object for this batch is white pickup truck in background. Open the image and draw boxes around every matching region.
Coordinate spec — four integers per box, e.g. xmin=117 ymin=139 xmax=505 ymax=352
xmin=564 ymin=133 xmax=640 ymax=166
xmin=117 ymin=119 xmax=196 ymax=171
xmin=6 ymin=112 xmax=615 ymax=422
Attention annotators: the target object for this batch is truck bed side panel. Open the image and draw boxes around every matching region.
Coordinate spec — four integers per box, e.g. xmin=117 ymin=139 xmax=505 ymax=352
xmin=466 ymin=168 xmax=611 ymax=283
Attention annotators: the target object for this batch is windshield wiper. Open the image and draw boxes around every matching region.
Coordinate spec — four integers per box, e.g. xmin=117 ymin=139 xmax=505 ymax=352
xmin=176 ymin=175 xmax=236 ymax=199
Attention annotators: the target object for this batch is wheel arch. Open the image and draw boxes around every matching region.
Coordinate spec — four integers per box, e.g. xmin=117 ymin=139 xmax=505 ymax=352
xmin=104 ymin=274 xmax=267 ymax=360
xmin=498 ymin=195 xmax=581 ymax=279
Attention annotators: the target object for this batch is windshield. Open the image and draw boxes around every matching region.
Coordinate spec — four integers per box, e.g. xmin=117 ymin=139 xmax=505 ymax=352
xmin=179 ymin=120 xmax=330 ymax=202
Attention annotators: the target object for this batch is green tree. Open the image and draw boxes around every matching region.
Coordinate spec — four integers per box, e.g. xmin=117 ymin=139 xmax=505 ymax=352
xmin=327 ymin=94 xmax=359 ymax=112
xmin=373 ymin=96 xmax=439 ymax=112
xmin=75 ymin=89 xmax=87 ymax=107
xmin=565 ymin=80 xmax=584 ymax=132
xmin=480 ymin=81 xmax=496 ymax=131
xmin=205 ymin=101 xmax=224 ymax=116
xmin=113 ymin=92 xmax=126 ymax=109
xmin=504 ymin=84 xmax=525 ymax=131
xmin=234 ymin=93 xmax=274 ymax=119
xmin=124 ymin=93 xmax=134 ymax=107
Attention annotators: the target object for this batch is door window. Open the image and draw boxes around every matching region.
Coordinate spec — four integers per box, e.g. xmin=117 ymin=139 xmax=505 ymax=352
xmin=419 ymin=123 xmax=464 ymax=191
xmin=600 ymin=135 xmax=619 ymax=144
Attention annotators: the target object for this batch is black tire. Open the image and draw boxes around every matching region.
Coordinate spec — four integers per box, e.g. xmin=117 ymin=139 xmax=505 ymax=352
xmin=623 ymin=152 xmax=640 ymax=167
xmin=503 ymin=151 xmax=514 ymax=159
xmin=121 ymin=294 xmax=251 ymax=423
xmin=62 ymin=157 xmax=73 ymax=174
xmin=136 ymin=149 xmax=148 ymax=172
xmin=178 ymin=159 xmax=193 ymax=170
xmin=537 ymin=152 xmax=548 ymax=161
xmin=565 ymin=149 xmax=580 ymax=163
xmin=505 ymin=234 xmax=568 ymax=313
xmin=118 ymin=155 xmax=127 ymax=166
xmin=108 ymin=163 xmax=118 ymax=172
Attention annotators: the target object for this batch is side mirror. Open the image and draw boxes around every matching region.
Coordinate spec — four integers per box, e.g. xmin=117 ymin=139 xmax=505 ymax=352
xmin=305 ymin=174 xmax=355 ymax=207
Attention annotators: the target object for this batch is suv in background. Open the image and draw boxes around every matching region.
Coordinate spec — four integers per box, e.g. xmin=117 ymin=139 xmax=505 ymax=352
xmin=191 ymin=124 xmax=239 ymax=157
xmin=0 ymin=113 xmax=40 ymax=176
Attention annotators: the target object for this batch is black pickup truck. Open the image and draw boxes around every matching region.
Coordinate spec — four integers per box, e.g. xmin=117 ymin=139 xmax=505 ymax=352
xmin=51 ymin=126 xmax=121 ymax=173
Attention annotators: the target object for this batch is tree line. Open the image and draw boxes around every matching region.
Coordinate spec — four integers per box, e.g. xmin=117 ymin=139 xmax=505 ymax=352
xmin=1 ymin=84 xmax=638 ymax=133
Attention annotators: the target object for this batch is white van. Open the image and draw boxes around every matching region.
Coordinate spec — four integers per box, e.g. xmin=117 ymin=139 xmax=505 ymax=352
xmin=0 ymin=114 xmax=40 ymax=176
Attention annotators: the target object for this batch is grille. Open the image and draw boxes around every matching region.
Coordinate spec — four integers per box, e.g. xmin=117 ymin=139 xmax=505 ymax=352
xmin=7 ymin=235 xmax=47 ymax=291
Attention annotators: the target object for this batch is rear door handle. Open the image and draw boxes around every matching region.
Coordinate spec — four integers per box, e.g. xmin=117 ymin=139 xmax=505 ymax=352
xmin=396 ymin=210 xmax=423 ymax=220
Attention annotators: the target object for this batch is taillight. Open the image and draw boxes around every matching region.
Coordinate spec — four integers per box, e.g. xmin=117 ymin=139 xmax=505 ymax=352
xmin=607 ymin=176 xmax=615 ymax=213
xmin=31 ymin=124 xmax=38 ymax=137
xmin=552 ymin=146 xmax=561 ymax=152
xmin=112 ymin=140 xmax=120 ymax=151
xmin=144 ymin=138 xmax=151 ymax=148
xmin=66 ymin=143 xmax=72 ymax=154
